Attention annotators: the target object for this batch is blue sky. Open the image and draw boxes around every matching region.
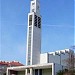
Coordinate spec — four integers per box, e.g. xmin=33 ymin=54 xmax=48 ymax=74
xmin=1 ymin=0 xmax=74 ymax=64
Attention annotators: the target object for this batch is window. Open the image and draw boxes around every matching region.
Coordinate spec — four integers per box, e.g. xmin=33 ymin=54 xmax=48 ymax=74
xmin=32 ymin=3 xmax=35 ymax=5
xmin=28 ymin=27 xmax=32 ymax=46
xmin=32 ymin=9 xmax=35 ymax=12
xmin=29 ymin=15 xmax=32 ymax=25
xmin=28 ymin=27 xmax=32 ymax=65
xmin=39 ymin=69 xmax=42 ymax=75
xmin=35 ymin=69 xmax=38 ymax=75
xmin=38 ymin=17 xmax=41 ymax=28
xmin=28 ymin=60 xmax=30 ymax=65
xmin=34 ymin=15 xmax=37 ymax=27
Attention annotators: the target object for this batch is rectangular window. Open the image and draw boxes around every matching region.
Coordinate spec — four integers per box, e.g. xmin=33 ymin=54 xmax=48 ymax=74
xmin=34 ymin=15 xmax=37 ymax=27
xmin=29 ymin=15 xmax=32 ymax=26
xmin=39 ymin=69 xmax=42 ymax=75
xmin=38 ymin=17 xmax=41 ymax=28
xmin=35 ymin=69 xmax=38 ymax=75
xmin=32 ymin=3 xmax=35 ymax=5
xmin=28 ymin=27 xmax=32 ymax=65
xmin=32 ymin=9 xmax=35 ymax=12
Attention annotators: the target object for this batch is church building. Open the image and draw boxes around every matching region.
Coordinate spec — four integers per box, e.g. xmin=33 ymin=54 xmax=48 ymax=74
xmin=6 ymin=0 xmax=74 ymax=75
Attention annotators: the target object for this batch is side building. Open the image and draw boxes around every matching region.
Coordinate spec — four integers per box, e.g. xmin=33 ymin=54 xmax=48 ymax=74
xmin=0 ymin=61 xmax=24 ymax=75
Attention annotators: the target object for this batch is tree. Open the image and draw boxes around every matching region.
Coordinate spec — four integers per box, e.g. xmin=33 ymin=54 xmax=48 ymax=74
xmin=56 ymin=70 xmax=64 ymax=75
xmin=56 ymin=69 xmax=68 ymax=75
xmin=65 ymin=46 xmax=75 ymax=75
xmin=64 ymin=52 xmax=74 ymax=75
xmin=57 ymin=46 xmax=75 ymax=75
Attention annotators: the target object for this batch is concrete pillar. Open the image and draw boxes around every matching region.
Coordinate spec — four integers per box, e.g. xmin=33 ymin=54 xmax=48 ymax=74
xmin=30 ymin=68 xmax=33 ymax=75
xmin=25 ymin=69 xmax=28 ymax=75
xmin=52 ymin=63 xmax=55 ymax=75
xmin=6 ymin=69 xmax=8 ymax=75
xmin=37 ymin=69 xmax=39 ymax=75
xmin=6 ymin=69 xmax=10 ymax=75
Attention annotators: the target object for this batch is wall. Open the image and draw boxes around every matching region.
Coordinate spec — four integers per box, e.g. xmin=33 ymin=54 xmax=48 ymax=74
xmin=60 ymin=53 xmax=69 ymax=66
xmin=53 ymin=63 xmax=63 ymax=75
xmin=0 ymin=64 xmax=8 ymax=75
xmin=48 ymin=53 xmax=60 ymax=64
xmin=42 ymin=68 xmax=52 ymax=75
xmin=18 ymin=71 xmax=25 ymax=75
xmin=40 ymin=53 xmax=48 ymax=64
xmin=32 ymin=25 xmax=41 ymax=65
xmin=40 ymin=49 xmax=74 ymax=67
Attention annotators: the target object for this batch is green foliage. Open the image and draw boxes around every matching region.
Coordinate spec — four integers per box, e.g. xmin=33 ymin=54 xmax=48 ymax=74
xmin=56 ymin=69 xmax=68 ymax=75
xmin=56 ymin=69 xmax=75 ymax=75
xmin=56 ymin=70 xmax=63 ymax=75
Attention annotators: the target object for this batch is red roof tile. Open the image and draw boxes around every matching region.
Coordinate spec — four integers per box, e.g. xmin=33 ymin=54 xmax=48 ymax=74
xmin=0 ymin=61 xmax=24 ymax=66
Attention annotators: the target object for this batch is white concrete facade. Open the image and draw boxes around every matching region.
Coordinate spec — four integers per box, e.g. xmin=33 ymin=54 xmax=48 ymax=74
xmin=7 ymin=63 xmax=64 ymax=75
xmin=40 ymin=49 xmax=74 ymax=67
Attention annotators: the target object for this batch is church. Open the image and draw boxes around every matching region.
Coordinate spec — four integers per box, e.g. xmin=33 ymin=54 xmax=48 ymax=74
xmin=6 ymin=0 xmax=74 ymax=75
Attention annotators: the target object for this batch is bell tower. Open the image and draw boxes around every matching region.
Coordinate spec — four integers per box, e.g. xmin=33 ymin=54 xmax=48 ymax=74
xmin=26 ymin=0 xmax=41 ymax=65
